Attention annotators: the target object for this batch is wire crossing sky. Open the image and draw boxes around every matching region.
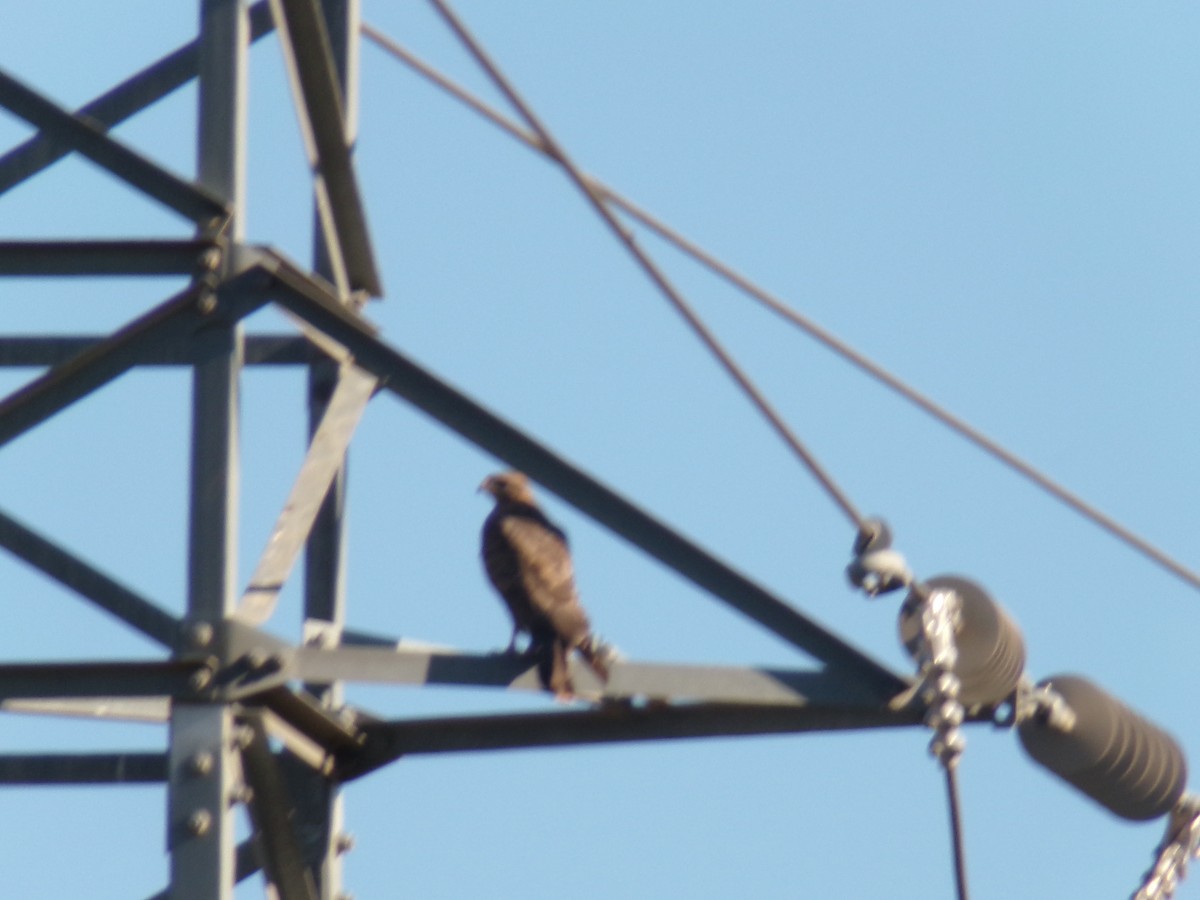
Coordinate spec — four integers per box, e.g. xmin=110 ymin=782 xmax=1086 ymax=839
xmin=1 ymin=3 xmax=1199 ymax=899
xmin=364 ymin=17 xmax=1200 ymax=597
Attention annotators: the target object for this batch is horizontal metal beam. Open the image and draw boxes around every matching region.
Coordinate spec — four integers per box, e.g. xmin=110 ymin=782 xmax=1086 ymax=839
xmin=0 ymin=267 xmax=272 ymax=447
xmin=0 ymin=1 xmax=274 ymax=195
xmin=340 ymin=702 xmax=925 ymax=779
xmin=269 ymin=272 xmax=905 ymax=701
xmin=0 ymin=753 xmax=167 ymax=785
xmin=0 ymin=335 xmax=312 ymax=367
xmin=0 ymin=505 xmax=180 ymax=647
xmin=0 ymin=660 xmax=205 ymax=701
xmin=0 ymin=240 xmax=217 ymax=276
xmin=293 ymin=646 xmax=887 ymax=707
xmin=0 ymin=67 xmax=228 ymax=225
xmin=1 ymin=697 xmax=170 ymax=722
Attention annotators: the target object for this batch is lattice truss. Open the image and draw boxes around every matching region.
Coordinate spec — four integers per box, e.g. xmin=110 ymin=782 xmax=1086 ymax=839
xmin=2 ymin=3 xmax=1197 ymax=899
xmin=0 ymin=3 xmax=933 ymax=897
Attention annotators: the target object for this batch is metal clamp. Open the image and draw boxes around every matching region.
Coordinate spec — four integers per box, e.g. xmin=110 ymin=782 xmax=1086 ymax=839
xmin=846 ymin=517 xmax=913 ymax=597
xmin=1013 ymin=678 xmax=1077 ymax=732
xmin=1134 ymin=795 xmax=1200 ymax=900
xmin=909 ymin=586 xmax=967 ymax=769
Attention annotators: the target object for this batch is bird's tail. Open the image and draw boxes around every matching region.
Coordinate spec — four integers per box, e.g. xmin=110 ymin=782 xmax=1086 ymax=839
xmin=534 ymin=638 xmax=574 ymax=700
xmin=532 ymin=634 xmax=622 ymax=701
xmin=577 ymin=633 xmax=621 ymax=682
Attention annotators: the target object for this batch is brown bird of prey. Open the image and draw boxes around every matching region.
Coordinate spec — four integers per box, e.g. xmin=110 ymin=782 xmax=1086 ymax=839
xmin=479 ymin=471 xmax=613 ymax=699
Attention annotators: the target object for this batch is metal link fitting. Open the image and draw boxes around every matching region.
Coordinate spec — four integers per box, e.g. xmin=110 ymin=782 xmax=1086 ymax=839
xmin=1013 ymin=678 xmax=1077 ymax=732
xmin=910 ymin=587 xmax=967 ymax=770
xmin=846 ymin=517 xmax=913 ymax=597
xmin=1134 ymin=795 xmax=1200 ymax=900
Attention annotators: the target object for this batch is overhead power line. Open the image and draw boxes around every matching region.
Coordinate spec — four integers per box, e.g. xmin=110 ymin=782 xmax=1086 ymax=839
xmin=362 ymin=21 xmax=1200 ymax=596
xmin=421 ymin=0 xmax=866 ymax=530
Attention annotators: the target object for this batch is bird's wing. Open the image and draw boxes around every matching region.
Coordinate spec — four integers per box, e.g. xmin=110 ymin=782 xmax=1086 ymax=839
xmin=500 ymin=514 xmax=591 ymax=643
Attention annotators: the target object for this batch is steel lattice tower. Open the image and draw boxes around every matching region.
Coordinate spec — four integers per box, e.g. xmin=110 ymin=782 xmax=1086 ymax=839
xmin=0 ymin=3 xmax=1025 ymax=897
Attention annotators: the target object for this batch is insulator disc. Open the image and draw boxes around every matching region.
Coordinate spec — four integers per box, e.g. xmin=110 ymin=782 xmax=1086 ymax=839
xmin=1018 ymin=674 xmax=1187 ymax=821
xmin=898 ymin=575 xmax=1027 ymax=707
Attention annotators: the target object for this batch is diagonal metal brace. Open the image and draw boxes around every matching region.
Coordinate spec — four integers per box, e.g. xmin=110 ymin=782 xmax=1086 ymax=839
xmin=0 ymin=1 xmax=275 ymax=195
xmin=0 ymin=266 xmax=273 ymax=448
xmin=268 ymin=0 xmax=382 ymax=297
xmin=0 ymin=505 xmax=180 ymax=647
xmin=0 ymin=67 xmax=228 ymax=226
xmin=237 ymin=711 xmax=320 ymax=900
xmin=237 ymin=361 xmax=377 ymax=626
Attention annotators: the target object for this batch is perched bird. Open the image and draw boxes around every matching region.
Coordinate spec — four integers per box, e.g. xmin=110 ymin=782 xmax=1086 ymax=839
xmin=479 ymin=471 xmax=612 ymax=699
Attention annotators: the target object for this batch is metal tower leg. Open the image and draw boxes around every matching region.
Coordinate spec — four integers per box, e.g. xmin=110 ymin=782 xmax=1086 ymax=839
xmin=168 ymin=2 xmax=248 ymax=897
xmin=294 ymin=5 xmax=360 ymax=896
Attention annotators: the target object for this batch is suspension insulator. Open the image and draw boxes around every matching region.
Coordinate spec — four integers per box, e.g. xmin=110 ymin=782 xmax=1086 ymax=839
xmin=898 ymin=575 xmax=1026 ymax=707
xmin=1018 ymin=674 xmax=1188 ymax=821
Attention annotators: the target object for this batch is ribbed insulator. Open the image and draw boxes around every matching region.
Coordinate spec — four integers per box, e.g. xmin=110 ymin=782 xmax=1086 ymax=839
xmin=898 ymin=575 xmax=1026 ymax=707
xmin=1018 ymin=674 xmax=1188 ymax=821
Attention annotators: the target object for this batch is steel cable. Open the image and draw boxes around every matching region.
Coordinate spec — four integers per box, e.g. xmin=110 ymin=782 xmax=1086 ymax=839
xmin=361 ymin=22 xmax=1200 ymax=595
xmin=945 ymin=766 xmax=971 ymax=900
xmin=420 ymin=0 xmax=865 ymax=529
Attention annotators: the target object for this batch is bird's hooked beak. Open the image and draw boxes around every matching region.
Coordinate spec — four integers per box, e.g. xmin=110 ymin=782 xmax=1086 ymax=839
xmin=478 ymin=476 xmax=495 ymax=497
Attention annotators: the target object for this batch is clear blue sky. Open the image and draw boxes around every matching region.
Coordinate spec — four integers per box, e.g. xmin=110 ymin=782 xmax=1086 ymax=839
xmin=2 ymin=3 xmax=1199 ymax=898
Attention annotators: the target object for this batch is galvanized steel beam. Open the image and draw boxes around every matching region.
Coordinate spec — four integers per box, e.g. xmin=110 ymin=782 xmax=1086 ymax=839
xmin=238 ymin=711 xmax=320 ymax=900
xmin=167 ymin=705 xmax=240 ymax=899
xmin=168 ymin=4 xmax=249 ymax=897
xmin=292 ymin=646 xmax=888 ymax=708
xmin=2 ymin=697 xmax=170 ymax=722
xmin=0 ymin=1 xmax=275 ymax=195
xmin=0 ymin=271 xmax=271 ymax=448
xmin=340 ymin=702 xmax=926 ymax=779
xmin=0 ymin=240 xmax=218 ymax=276
xmin=0 ymin=506 xmax=180 ymax=647
xmin=0 ymin=67 xmax=228 ymax=226
xmin=237 ymin=361 xmax=376 ymax=626
xmin=0 ymin=753 xmax=168 ymax=785
xmin=0 ymin=335 xmax=312 ymax=367
xmin=0 ymin=661 xmax=205 ymax=701
xmin=268 ymin=0 xmax=381 ymax=296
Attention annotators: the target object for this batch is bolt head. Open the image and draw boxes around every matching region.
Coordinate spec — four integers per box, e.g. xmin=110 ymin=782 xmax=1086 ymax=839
xmin=187 ymin=621 xmax=214 ymax=648
xmin=199 ymin=246 xmax=222 ymax=271
xmin=187 ymin=809 xmax=212 ymax=837
xmin=188 ymin=751 xmax=214 ymax=777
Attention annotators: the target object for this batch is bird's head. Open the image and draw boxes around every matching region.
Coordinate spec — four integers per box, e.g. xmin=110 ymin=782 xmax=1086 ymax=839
xmin=479 ymin=471 xmax=537 ymax=505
